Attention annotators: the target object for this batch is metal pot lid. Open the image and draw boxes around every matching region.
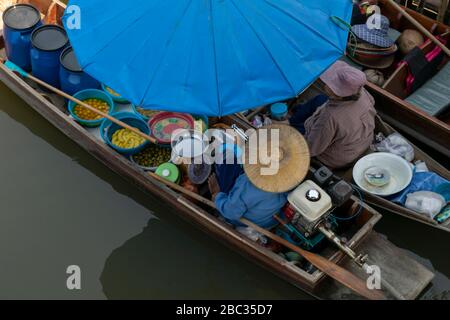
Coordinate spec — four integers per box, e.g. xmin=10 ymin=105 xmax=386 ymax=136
xmin=3 ymin=4 xmax=40 ymax=31
xmin=60 ymin=47 xmax=82 ymax=72
xmin=32 ymin=25 xmax=68 ymax=52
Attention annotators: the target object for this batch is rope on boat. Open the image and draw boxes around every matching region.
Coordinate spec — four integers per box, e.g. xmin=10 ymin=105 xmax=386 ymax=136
xmin=331 ymin=16 xmax=358 ymax=57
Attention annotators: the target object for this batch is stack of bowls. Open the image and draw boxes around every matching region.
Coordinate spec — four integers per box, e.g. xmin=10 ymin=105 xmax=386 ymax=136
xmin=347 ymin=41 xmax=398 ymax=69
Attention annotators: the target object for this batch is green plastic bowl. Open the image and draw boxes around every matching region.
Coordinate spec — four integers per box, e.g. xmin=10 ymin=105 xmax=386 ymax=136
xmin=68 ymin=89 xmax=115 ymax=127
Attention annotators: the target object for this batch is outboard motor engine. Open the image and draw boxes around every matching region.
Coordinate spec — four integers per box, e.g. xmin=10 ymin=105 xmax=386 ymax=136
xmin=280 ymin=180 xmax=368 ymax=266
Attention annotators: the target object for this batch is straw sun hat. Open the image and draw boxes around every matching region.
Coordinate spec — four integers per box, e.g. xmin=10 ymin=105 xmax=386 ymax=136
xmin=244 ymin=124 xmax=310 ymax=193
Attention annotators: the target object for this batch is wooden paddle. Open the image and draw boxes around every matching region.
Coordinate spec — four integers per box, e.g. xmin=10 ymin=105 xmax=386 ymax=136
xmin=387 ymin=0 xmax=450 ymax=56
xmin=3 ymin=61 xmax=158 ymax=144
xmin=148 ymin=171 xmax=386 ymax=300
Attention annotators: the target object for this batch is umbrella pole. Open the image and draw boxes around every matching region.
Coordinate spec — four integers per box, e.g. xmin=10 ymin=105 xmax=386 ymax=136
xmin=387 ymin=0 xmax=450 ymax=56
xmin=147 ymin=171 xmax=386 ymax=300
xmin=4 ymin=61 xmax=158 ymax=144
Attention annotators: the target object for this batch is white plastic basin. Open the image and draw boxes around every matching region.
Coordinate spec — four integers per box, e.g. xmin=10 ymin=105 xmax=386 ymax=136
xmin=353 ymin=152 xmax=413 ymax=197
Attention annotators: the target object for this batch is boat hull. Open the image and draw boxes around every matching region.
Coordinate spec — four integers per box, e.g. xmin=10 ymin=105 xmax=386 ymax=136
xmin=0 ymin=60 xmax=375 ymax=299
xmin=0 ymin=0 xmax=436 ymax=300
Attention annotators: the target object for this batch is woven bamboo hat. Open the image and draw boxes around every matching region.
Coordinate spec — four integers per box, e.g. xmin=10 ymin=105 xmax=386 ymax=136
xmin=244 ymin=124 xmax=310 ymax=193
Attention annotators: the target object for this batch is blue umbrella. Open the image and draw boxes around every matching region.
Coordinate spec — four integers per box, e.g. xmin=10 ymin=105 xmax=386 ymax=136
xmin=64 ymin=0 xmax=352 ymax=116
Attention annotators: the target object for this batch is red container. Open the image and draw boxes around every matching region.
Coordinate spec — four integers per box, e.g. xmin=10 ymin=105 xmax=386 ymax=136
xmin=148 ymin=112 xmax=194 ymax=145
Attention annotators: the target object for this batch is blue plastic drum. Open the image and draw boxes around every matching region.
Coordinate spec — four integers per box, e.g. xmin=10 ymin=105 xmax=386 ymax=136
xmin=60 ymin=47 xmax=100 ymax=95
xmin=2 ymin=4 xmax=42 ymax=71
xmin=31 ymin=25 xmax=69 ymax=88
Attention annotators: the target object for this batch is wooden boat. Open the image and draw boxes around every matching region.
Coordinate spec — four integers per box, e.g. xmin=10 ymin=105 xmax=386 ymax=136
xmin=233 ymin=72 xmax=450 ymax=232
xmin=357 ymin=0 xmax=450 ymax=157
xmin=337 ymin=116 xmax=450 ymax=233
xmin=0 ymin=0 xmax=436 ymax=300
xmin=235 ymin=91 xmax=450 ymax=234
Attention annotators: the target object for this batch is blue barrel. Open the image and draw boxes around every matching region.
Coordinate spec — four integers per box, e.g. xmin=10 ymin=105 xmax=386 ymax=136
xmin=31 ymin=25 xmax=69 ymax=88
xmin=2 ymin=4 xmax=42 ymax=71
xmin=60 ymin=47 xmax=100 ymax=95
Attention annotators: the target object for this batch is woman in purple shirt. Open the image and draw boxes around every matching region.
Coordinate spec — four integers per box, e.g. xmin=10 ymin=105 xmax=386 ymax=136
xmin=290 ymin=61 xmax=376 ymax=169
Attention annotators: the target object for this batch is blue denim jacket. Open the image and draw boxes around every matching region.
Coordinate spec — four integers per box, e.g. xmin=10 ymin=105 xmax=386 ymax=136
xmin=215 ymin=175 xmax=288 ymax=229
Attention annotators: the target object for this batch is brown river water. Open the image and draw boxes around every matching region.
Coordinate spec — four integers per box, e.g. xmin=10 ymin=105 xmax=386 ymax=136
xmin=0 ymin=81 xmax=449 ymax=299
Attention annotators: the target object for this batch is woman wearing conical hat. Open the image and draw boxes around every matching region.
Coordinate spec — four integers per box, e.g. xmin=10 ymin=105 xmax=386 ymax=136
xmin=208 ymin=125 xmax=310 ymax=229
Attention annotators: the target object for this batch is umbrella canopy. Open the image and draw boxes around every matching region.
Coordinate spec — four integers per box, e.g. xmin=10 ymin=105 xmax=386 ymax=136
xmin=64 ymin=0 xmax=352 ymax=116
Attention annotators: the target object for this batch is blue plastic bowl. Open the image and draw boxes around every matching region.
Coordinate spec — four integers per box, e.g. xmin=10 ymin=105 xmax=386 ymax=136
xmin=101 ymin=83 xmax=130 ymax=104
xmin=100 ymin=112 xmax=142 ymax=141
xmin=68 ymin=89 xmax=115 ymax=127
xmin=101 ymin=112 xmax=151 ymax=156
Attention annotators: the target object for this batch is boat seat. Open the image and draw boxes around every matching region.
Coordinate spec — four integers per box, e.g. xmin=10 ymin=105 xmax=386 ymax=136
xmin=405 ymin=62 xmax=450 ymax=116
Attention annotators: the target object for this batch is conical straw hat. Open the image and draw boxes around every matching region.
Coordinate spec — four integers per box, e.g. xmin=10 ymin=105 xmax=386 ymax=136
xmin=244 ymin=124 xmax=310 ymax=193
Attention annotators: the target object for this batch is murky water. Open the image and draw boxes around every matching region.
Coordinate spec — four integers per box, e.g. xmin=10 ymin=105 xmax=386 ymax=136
xmin=0 ymin=82 xmax=449 ymax=300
